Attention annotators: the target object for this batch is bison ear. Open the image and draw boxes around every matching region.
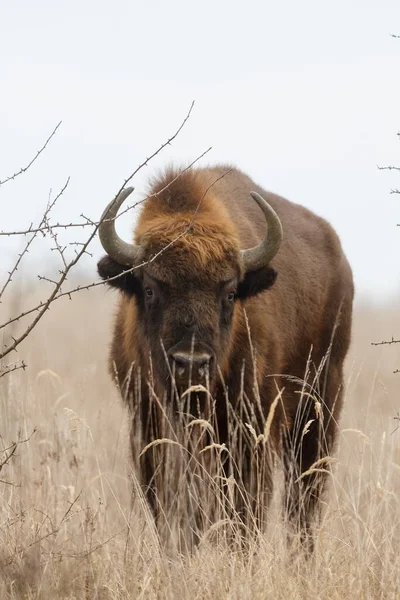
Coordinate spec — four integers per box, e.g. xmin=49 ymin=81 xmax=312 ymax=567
xmin=237 ymin=266 xmax=277 ymax=299
xmin=97 ymin=256 xmax=142 ymax=296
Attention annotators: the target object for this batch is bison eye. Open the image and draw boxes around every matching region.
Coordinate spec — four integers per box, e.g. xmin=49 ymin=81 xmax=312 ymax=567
xmin=145 ymin=287 xmax=154 ymax=298
xmin=227 ymin=291 xmax=236 ymax=303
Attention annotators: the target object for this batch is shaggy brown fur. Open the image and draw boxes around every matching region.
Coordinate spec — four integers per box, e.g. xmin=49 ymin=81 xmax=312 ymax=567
xmin=98 ymin=165 xmax=354 ymax=548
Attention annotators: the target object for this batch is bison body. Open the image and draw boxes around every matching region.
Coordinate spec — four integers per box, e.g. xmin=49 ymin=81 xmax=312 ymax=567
xmin=98 ymin=166 xmax=353 ymax=548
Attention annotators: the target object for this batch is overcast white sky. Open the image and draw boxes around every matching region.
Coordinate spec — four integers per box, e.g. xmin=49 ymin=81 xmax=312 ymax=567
xmin=1 ymin=0 xmax=399 ymax=302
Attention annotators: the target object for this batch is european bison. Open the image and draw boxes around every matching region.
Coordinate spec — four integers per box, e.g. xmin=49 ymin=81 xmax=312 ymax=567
xmin=97 ymin=166 xmax=353 ymax=549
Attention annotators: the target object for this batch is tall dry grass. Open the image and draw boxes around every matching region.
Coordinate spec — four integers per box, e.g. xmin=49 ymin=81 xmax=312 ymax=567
xmin=1 ymin=287 xmax=400 ymax=599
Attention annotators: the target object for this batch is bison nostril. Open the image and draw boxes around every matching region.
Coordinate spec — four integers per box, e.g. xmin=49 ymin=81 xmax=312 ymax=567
xmin=172 ymin=354 xmax=191 ymax=369
xmin=170 ymin=352 xmax=212 ymax=378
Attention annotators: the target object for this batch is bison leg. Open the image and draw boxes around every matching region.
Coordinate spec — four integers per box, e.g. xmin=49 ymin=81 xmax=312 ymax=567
xmin=224 ymin=401 xmax=277 ymax=538
xmin=282 ymin=367 xmax=343 ymax=551
xmin=244 ymin=443 xmax=275 ymax=535
xmin=129 ymin=422 xmax=158 ymax=513
xmin=130 ymin=403 xmax=214 ymax=551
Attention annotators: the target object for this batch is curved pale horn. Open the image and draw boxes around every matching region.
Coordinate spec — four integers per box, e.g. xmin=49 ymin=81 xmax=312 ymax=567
xmin=240 ymin=191 xmax=283 ymax=272
xmin=98 ymin=187 xmax=143 ymax=266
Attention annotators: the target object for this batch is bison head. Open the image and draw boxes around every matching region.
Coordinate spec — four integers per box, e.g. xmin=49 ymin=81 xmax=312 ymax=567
xmin=97 ymin=171 xmax=282 ymax=395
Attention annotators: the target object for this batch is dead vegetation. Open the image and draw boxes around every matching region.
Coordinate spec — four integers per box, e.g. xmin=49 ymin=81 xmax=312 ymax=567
xmin=0 ymin=286 xmax=399 ymax=599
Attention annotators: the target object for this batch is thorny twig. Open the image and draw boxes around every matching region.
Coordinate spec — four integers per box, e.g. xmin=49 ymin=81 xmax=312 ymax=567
xmin=0 ymin=361 xmax=27 ymax=378
xmin=113 ymin=100 xmax=196 ymax=201
xmin=371 ymin=338 xmax=400 ymax=374
xmin=371 ymin=337 xmax=400 ymax=346
xmin=376 ymin=76 xmax=400 ymax=372
xmin=0 ymin=429 xmax=37 ymax=485
xmin=0 ymin=179 xmax=70 ymax=303
xmin=377 ymin=165 xmax=400 ymax=171
xmin=1 ymin=213 xmax=108 ymax=360
xmin=0 ymin=220 xmax=94 ymax=237
xmin=392 ymin=411 xmax=400 ymax=434
xmin=0 ymin=122 xmax=61 ymax=186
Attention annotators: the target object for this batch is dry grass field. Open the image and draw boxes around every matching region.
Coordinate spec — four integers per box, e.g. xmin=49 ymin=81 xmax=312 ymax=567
xmin=1 ymin=286 xmax=400 ymax=599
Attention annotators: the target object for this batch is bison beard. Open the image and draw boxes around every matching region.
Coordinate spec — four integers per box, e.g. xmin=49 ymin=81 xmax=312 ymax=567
xmin=97 ymin=166 xmax=353 ymax=551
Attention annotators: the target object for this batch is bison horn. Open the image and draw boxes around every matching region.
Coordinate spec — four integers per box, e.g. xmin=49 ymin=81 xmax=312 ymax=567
xmin=240 ymin=191 xmax=283 ymax=272
xmin=98 ymin=187 xmax=143 ymax=266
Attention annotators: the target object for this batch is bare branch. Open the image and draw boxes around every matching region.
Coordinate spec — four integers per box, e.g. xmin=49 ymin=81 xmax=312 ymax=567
xmin=375 ymin=103 xmax=400 ymax=373
xmin=0 ymin=361 xmax=27 ymax=378
xmin=0 ymin=179 xmax=70 ymax=303
xmin=46 ymin=218 xmax=68 ymax=269
xmin=371 ymin=335 xmax=400 ymax=374
xmin=0 ymin=429 xmax=36 ymax=474
xmin=371 ymin=337 xmax=400 ymax=346
xmin=0 ymin=122 xmax=61 ymax=186
xmin=117 ymin=100 xmax=195 ymax=195
xmin=377 ymin=165 xmax=400 ymax=171
xmin=392 ymin=411 xmax=400 ymax=433
xmin=0 ymin=220 xmax=93 ymax=237
xmin=1 ymin=222 xmax=99 ymax=361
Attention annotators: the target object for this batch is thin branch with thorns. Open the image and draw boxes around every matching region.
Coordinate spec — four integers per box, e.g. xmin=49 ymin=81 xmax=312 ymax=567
xmin=371 ymin=337 xmax=400 ymax=346
xmin=0 ymin=121 xmax=61 ymax=186
xmin=0 ymin=178 xmax=70 ymax=303
xmin=0 ymin=429 xmax=36 ymax=485
xmin=375 ymin=105 xmax=399 ymax=372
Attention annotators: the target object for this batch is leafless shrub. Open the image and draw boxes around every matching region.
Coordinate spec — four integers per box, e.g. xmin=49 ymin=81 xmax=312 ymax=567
xmin=0 ymin=102 xmax=212 ymax=379
xmin=374 ymin=34 xmax=400 ymax=376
